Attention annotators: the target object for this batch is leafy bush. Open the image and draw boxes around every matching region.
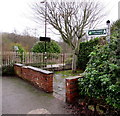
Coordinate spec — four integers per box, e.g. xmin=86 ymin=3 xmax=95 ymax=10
xmin=111 ymin=19 xmax=120 ymax=38
xmin=77 ymin=38 xmax=99 ymax=70
xmin=31 ymin=40 xmax=61 ymax=53
xmin=78 ymin=38 xmax=120 ymax=109
xmin=2 ymin=64 xmax=15 ymax=76
xmin=13 ymin=43 xmax=26 ymax=63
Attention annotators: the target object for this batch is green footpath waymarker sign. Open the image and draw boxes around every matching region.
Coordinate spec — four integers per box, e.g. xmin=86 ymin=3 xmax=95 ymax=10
xmin=88 ymin=29 xmax=107 ymax=36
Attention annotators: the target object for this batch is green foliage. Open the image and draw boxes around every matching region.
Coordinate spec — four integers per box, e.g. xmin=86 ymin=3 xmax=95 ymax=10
xmin=111 ymin=19 xmax=120 ymax=38
xmin=31 ymin=40 xmax=61 ymax=53
xmin=78 ymin=38 xmax=120 ymax=109
xmin=2 ymin=64 xmax=15 ymax=76
xmin=77 ymin=38 xmax=99 ymax=70
xmin=14 ymin=44 xmax=26 ymax=63
xmin=16 ymin=44 xmax=25 ymax=54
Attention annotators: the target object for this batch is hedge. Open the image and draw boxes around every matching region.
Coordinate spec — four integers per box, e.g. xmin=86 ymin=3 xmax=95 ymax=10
xmin=77 ymin=38 xmax=99 ymax=70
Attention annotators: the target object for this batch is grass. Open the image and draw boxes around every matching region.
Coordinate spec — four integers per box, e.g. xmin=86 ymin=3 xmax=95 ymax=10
xmin=55 ymin=69 xmax=84 ymax=78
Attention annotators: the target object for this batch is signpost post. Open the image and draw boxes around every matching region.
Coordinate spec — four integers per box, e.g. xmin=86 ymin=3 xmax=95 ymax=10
xmin=40 ymin=0 xmax=48 ymax=67
xmin=106 ymin=20 xmax=111 ymax=43
xmin=39 ymin=37 xmax=51 ymax=68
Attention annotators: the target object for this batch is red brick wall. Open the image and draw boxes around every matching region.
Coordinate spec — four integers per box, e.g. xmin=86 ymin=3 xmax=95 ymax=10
xmin=66 ymin=76 xmax=83 ymax=103
xmin=14 ymin=64 xmax=53 ymax=93
xmin=14 ymin=64 xmax=24 ymax=78
xmin=22 ymin=66 xmax=30 ymax=80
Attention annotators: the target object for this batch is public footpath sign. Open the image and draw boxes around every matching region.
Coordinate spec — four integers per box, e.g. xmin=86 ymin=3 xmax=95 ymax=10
xmin=88 ymin=29 xmax=107 ymax=36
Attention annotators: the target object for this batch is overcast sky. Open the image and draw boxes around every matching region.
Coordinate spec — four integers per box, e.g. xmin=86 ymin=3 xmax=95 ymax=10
xmin=0 ymin=0 xmax=120 ymax=40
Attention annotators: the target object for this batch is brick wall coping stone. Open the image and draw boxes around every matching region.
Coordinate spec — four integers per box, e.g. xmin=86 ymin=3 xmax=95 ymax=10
xmin=22 ymin=66 xmax=28 ymax=68
xmin=14 ymin=63 xmax=53 ymax=74
xmin=66 ymin=75 xmax=83 ymax=80
xmin=14 ymin=63 xmax=24 ymax=66
xmin=27 ymin=66 xmax=53 ymax=74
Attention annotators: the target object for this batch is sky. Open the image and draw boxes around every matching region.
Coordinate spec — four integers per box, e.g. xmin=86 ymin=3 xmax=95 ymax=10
xmin=0 ymin=0 xmax=120 ymax=41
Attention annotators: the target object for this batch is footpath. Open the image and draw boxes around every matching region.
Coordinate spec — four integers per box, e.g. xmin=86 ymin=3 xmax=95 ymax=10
xmin=2 ymin=76 xmax=72 ymax=114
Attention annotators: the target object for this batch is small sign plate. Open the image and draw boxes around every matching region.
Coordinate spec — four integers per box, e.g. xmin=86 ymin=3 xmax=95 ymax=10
xmin=88 ymin=29 xmax=107 ymax=36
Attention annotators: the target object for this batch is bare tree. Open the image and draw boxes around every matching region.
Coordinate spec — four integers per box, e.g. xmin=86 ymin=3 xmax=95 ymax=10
xmin=32 ymin=0 xmax=105 ymax=72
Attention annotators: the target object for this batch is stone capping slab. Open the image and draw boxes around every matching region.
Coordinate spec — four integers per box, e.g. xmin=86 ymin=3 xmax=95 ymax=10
xmin=14 ymin=63 xmax=25 ymax=67
xmin=22 ymin=66 xmax=28 ymax=68
xmin=27 ymin=66 xmax=53 ymax=75
xmin=14 ymin=63 xmax=53 ymax=74
xmin=66 ymin=75 xmax=83 ymax=80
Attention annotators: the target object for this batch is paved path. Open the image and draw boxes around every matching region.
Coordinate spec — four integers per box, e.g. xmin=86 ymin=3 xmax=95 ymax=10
xmin=2 ymin=76 xmax=71 ymax=114
xmin=53 ymin=74 xmax=66 ymax=101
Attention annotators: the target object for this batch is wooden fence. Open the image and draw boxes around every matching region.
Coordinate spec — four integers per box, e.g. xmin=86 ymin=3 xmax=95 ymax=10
xmin=1 ymin=52 xmax=72 ymax=68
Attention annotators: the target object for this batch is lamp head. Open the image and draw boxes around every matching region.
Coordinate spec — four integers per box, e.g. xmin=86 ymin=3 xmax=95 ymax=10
xmin=106 ymin=20 xmax=110 ymax=25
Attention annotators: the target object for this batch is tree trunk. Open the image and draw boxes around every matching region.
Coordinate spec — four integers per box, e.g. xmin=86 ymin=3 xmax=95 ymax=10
xmin=72 ymin=52 xmax=77 ymax=73
xmin=71 ymin=38 xmax=81 ymax=72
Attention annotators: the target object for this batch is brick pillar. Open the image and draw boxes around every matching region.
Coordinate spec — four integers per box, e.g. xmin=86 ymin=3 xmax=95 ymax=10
xmin=66 ymin=76 xmax=83 ymax=103
xmin=43 ymin=74 xmax=53 ymax=93
xmin=14 ymin=63 xmax=24 ymax=78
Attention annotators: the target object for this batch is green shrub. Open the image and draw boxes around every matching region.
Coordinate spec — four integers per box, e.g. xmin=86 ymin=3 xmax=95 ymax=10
xmin=78 ymin=38 xmax=120 ymax=109
xmin=111 ymin=19 xmax=120 ymax=38
xmin=13 ymin=43 xmax=26 ymax=63
xmin=31 ymin=40 xmax=61 ymax=53
xmin=2 ymin=64 xmax=15 ymax=76
xmin=77 ymin=38 xmax=99 ymax=70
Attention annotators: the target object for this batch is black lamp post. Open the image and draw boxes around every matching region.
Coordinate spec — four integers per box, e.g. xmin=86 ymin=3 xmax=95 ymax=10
xmin=40 ymin=0 xmax=51 ymax=67
xmin=40 ymin=0 xmax=47 ymax=53
xmin=45 ymin=1 xmax=47 ymax=53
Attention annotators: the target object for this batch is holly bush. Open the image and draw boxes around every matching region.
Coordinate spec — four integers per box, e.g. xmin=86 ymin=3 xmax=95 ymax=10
xmin=78 ymin=38 xmax=120 ymax=109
